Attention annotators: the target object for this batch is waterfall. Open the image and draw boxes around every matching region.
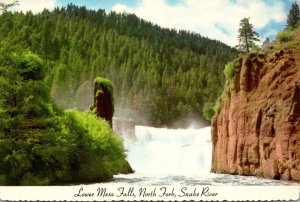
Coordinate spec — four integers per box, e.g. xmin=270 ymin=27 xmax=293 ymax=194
xmin=123 ymin=126 xmax=212 ymax=175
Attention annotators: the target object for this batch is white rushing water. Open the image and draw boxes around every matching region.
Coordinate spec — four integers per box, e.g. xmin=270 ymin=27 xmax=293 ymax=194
xmin=110 ymin=125 xmax=299 ymax=186
xmin=125 ymin=126 xmax=212 ymax=175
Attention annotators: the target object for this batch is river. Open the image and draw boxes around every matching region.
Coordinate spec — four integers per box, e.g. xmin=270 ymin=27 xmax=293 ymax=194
xmin=108 ymin=126 xmax=299 ymax=186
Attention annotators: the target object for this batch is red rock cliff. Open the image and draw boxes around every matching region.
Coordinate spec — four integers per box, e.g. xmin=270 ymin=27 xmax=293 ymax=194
xmin=211 ymin=49 xmax=300 ymax=181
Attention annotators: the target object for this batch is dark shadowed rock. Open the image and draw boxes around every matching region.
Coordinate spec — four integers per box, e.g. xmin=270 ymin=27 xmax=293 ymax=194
xmin=92 ymin=77 xmax=114 ymax=127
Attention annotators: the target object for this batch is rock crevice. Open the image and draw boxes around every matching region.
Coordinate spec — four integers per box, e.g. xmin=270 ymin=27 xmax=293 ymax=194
xmin=211 ymin=49 xmax=300 ymax=182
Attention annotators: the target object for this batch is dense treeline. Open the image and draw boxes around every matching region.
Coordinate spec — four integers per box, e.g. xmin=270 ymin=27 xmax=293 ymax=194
xmin=0 ymin=4 xmax=237 ymax=125
xmin=0 ymin=45 xmax=128 ymax=185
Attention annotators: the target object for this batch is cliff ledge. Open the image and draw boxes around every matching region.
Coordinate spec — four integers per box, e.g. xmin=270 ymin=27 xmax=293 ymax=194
xmin=211 ymin=48 xmax=300 ymax=181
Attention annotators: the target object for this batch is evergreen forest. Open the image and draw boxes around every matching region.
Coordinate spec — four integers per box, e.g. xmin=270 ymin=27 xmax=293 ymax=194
xmin=0 ymin=4 xmax=237 ymax=126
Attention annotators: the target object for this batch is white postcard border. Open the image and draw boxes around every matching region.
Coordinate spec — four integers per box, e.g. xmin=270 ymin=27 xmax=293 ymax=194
xmin=0 ymin=185 xmax=299 ymax=201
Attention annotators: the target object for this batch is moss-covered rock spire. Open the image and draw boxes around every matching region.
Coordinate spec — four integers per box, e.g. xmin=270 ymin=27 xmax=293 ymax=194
xmin=92 ymin=77 xmax=114 ymax=127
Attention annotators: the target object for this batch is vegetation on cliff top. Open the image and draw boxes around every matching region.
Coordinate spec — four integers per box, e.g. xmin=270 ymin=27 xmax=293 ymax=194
xmin=203 ymin=17 xmax=259 ymax=120
xmin=211 ymin=2 xmax=300 ymax=121
xmin=274 ymin=2 xmax=300 ymax=47
xmin=0 ymin=46 xmax=128 ymax=185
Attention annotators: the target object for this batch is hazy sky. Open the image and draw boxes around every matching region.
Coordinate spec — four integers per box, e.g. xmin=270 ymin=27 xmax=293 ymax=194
xmin=9 ymin=0 xmax=295 ymax=47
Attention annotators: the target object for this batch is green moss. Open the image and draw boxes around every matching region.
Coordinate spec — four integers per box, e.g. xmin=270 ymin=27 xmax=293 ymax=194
xmin=213 ymin=100 xmax=221 ymax=113
xmin=224 ymin=62 xmax=236 ymax=80
xmin=94 ymin=77 xmax=115 ymax=111
xmin=94 ymin=77 xmax=114 ymax=94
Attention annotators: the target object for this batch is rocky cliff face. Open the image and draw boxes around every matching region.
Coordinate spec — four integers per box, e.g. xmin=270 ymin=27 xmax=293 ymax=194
xmin=93 ymin=78 xmax=114 ymax=127
xmin=211 ymin=49 xmax=300 ymax=181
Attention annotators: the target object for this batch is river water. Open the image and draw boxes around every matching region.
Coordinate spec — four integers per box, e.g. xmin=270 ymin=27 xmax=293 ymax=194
xmin=108 ymin=126 xmax=299 ymax=186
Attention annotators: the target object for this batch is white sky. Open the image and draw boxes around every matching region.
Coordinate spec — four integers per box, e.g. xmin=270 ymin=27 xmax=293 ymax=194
xmin=7 ymin=0 xmax=57 ymax=13
xmin=112 ymin=0 xmax=287 ymax=46
xmin=3 ymin=0 xmax=289 ymax=47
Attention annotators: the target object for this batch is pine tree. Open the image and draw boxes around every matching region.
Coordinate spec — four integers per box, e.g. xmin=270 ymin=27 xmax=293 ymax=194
xmin=287 ymin=2 xmax=300 ymax=29
xmin=0 ymin=0 xmax=18 ymax=12
xmin=236 ymin=17 xmax=260 ymax=53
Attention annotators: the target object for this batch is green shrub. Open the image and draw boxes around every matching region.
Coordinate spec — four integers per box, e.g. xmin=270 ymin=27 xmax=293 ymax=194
xmin=0 ymin=47 xmax=128 ymax=185
xmin=276 ymin=29 xmax=294 ymax=43
xmin=203 ymin=102 xmax=215 ymax=121
xmin=224 ymin=62 xmax=236 ymax=80
xmin=61 ymin=110 xmax=126 ymax=182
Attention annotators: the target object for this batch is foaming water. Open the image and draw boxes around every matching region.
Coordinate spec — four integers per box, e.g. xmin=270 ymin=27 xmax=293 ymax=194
xmin=124 ymin=126 xmax=212 ymax=175
xmin=108 ymin=125 xmax=299 ymax=186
